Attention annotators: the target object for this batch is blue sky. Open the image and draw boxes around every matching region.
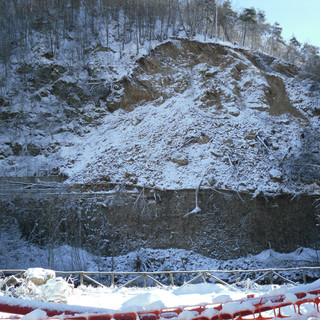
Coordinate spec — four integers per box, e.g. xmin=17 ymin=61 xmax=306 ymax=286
xmin=230 ymin=0 xmax=320 ymax=47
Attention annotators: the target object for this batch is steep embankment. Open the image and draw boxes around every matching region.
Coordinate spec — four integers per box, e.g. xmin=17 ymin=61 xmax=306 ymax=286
xmin=1 ymin=38 xmax=320 ymax=258
xmin=3 ymin=39 xmax=318 ymax=194
xmin=67 ymin=40 xmax=320 ymax=195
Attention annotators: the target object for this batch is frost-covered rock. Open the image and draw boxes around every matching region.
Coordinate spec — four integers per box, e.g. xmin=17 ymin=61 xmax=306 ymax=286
xmin=269 ymin=168 xmax=283 ymax=182
xmin=0 ymin=275 xmax=19 ymax=290
xmin=171 ymin=152 xmax=189 ymax=166
xmin=25 ymin=268 xmax=56 ymax=285
xmin=41 ymin=277 xmax=73 ymax=303
xmin=228 ymin=107 xmax=240 ymax=117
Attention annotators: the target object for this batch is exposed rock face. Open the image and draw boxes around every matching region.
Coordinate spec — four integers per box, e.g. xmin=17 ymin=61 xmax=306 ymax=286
xmin=114 ymin=40 xmax=307 ymax=120
xmin=264 ymin=74 xmax=305 ymax=118
xmin=1 ymin=185 xmax=319 ymax=259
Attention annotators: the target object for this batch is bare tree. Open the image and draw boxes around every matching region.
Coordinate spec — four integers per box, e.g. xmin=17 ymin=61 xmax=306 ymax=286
xmin=268 ymin=22 xmax=283 ymax=56
xmin=302 ymin=43 xmax=320 ymax=81
xmin=284 ymin=36 xmax=301 ymax=64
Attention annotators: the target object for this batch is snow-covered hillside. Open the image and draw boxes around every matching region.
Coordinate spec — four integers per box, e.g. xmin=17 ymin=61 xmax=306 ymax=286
xmin=1 ymin=36 xmax=320 ymax=196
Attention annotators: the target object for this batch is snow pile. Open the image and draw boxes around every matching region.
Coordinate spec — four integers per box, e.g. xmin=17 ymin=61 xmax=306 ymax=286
xmin=1 ymin=269 xmax=73 ymax=305
xmin=20 ymin=309 xmax=47 ymax=320
xmin=40 ymin=278 xmax=73 ymax=303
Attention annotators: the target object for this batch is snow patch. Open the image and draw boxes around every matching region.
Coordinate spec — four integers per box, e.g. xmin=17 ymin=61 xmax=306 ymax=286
xmin=21 ymin=309 xmax=47 ymax=320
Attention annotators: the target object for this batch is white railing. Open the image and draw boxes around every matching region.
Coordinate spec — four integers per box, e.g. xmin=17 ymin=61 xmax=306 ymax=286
xmin=2 ymin=267 xmax=320 ymax=288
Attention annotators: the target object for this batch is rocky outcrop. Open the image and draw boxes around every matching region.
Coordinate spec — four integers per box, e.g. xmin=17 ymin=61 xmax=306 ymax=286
xmin=112 ymin=40 xmax=310 ymax=121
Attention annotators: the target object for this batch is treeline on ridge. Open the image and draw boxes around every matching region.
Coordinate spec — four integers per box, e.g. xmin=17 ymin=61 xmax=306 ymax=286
xmin=0 ymin=0 xmax=319 ymax=81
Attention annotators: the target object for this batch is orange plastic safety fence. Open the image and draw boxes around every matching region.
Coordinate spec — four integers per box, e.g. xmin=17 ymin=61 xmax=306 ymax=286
xmin=2 ymin=288 xmax=320 ymax=320
xmin=88 ymin=315 xmax=112 ymax=320
xmin=60 ymin=289 xmax=320 ymax=320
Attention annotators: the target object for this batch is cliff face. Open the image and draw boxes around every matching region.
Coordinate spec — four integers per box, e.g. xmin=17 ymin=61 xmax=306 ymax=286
xmin=118 ymin=40 xmax=305 ymax=116
xmin=2 ymin=182 xmax=319 ymax=259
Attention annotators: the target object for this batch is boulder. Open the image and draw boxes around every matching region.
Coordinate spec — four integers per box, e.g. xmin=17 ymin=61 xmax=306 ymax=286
xmin=171 ymin=152 xmax=189 ymax=166
xmin=41 ymin=277 xmax=73 ymax=303
xmin=25 ymin=268 xmax=56 ymax=285
xmin=1 ymin=275 xmax=19 ymax=290
xmin=269 ymin=169 xmax=283 ymax=182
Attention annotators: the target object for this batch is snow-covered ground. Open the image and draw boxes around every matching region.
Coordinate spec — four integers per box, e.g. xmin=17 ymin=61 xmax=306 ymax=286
xmin=59 ymin=280 xmax=320 ymax=317
xmin=2 ymin=226 xmax=320 ymax=275
xmin=1 ymin=274 xmax=320 ymax=319
xmin=1 ymin=215 xmax=320 ymax=319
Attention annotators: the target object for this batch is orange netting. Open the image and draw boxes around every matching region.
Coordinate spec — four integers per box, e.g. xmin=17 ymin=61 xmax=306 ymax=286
xmin=1 ymin=288 xmax=320 ymax=320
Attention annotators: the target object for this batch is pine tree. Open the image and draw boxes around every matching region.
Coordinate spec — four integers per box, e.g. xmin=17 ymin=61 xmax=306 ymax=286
xmin=239 ymin=8 xmax=257 ymax=46
xmin=219 ymin=0 xmax=237 ymax=42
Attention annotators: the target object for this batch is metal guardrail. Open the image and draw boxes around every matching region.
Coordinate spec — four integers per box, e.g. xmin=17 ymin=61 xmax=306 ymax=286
xmin=1 ymin=267 xmax=320 ymax=288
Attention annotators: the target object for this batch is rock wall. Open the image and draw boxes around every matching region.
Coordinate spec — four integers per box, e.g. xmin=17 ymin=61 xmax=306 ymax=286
xmin=1 ymin=182 xmax=319 ymax=260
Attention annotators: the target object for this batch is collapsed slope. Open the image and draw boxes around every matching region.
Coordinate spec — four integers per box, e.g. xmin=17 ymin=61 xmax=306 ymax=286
xmin=62 ymin=40 xmax=320 ymax=194
xmin=1 ymin=39 xmax=320 ymax=195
